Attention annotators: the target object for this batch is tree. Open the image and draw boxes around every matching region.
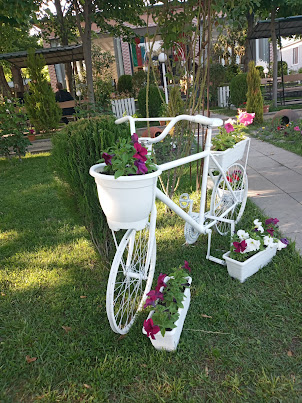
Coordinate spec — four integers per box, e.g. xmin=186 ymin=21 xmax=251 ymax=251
xmin=0 ymin=0 xmax=41 ymax=97
xmin=24 ymin=49 xmax=62 ymax=132
xmin=71 ymin=0 xmax=145 ymax=105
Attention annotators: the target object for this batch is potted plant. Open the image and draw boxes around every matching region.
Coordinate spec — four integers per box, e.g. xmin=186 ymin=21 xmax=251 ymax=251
xmin=142 ymin=261 xmax=192 ymax=351
xmin=89 ymin=134 xmax=162 ymax=231
xmin=209 ymin=110 xmax=255 ymax=171
xmin=27 ymin=128 xmax=36 ymax=142
xmin=223 ymin=218 xmax=288 ymax=282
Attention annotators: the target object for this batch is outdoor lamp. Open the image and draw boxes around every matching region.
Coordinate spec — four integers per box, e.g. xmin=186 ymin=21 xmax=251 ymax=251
xmin=158 ymin=52 xmax=168 ymax=104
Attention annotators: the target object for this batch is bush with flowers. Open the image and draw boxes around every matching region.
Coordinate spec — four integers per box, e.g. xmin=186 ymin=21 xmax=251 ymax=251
xmin=211 ymin=110 xmax=255 ymax=152
xmin=230 ymin=217 xmax=288 ymax=262
xmin=98 ymin=133 xmax=157 ymax=179
xmin=143 ymin=261 xmax=192 ymax=340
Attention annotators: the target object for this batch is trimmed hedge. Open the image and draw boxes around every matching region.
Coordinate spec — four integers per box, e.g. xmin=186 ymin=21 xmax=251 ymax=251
xmin=51 ymin=116 xmax=129 ymax=259
xmin=117 ymin=74 xmax=133 ymax=95
xmin=230 ymin=73 xmax=248 ymax=107
xmin=138 ymin=85 xmax=164 ymax=117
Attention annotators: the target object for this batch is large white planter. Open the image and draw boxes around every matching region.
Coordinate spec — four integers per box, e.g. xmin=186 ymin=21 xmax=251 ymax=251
xmin=223 ymin=247 xmax=277 ymax=283
xmin=209 ymin=138 xmax=249 ymax=171
xmin=89 ymin=163 xmax=162 ymax=231
xmin=142 ymin=276 xmax=191 ymax=352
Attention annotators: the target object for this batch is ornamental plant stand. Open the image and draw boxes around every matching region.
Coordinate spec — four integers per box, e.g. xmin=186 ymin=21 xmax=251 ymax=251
xmin=209 ymin=138 xmax=250 ymax=171
xmin=89 ymin=163 xmax=162 ymax=231
xmin=142 ymin=276 xmax=192 ymax=351
xmin=223 ymin=247 xmax=277 ymax=283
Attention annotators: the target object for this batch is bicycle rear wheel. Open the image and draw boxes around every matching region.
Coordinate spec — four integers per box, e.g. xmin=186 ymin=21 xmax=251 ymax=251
xmin=210 ymin=163 xmax=248 ymax=236
xmin=106 ymin=206 xmax=156 ymax=334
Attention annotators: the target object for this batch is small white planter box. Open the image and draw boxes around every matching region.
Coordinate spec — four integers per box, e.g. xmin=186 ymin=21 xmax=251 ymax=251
xmin=209 ymin=138 xmax=249 ymax=171
xmin=89 ymin=163 xmax=162 ymax=231
xmin=142 ymin=276 xmax=191 ymax=352
xmin=223 ymin=247 xmax=277 ymax=283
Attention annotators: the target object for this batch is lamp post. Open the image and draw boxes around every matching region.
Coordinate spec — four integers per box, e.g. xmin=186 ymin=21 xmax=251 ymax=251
xmin=158 ymin=52 xmax=169 ymax=104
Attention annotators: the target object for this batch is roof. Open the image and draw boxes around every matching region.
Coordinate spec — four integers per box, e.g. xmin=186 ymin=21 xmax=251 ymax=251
xmin=248 ymin=15 xmax=302 ymax=39
xmin=0 ymin=44 xmax=84 ymax=68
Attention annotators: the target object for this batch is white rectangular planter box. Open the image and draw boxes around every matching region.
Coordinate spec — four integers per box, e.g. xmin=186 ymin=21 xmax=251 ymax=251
xmin=223 ymin=247 xmax=277 ymax=283
xmin=142 ymin=276 xmax=191 ymax=352
xmin=209 ymin=138 xmax=249 ymax=171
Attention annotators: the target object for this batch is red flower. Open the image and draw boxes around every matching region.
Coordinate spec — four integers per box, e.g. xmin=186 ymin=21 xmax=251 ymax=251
xmin=233 ymin=240 xmax=247 ymax=253
xmin=133 ymin=142 xmax=148 ymax=162
xmin=102 ymin=152 xmax=114 ymax=166
xmin=143 ymin=318 xmax=160 ymax=339
xmin=227 ymin=176 xmax=233 ymax=183
xmin=155 ymin=273 xmax=167 ymax=292
xmin=182 ymin=260 xmax=191 ymax=272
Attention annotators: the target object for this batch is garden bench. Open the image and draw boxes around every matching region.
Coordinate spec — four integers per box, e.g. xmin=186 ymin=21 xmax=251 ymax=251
xmin=58 ymin=100 xmax=77 ymax=122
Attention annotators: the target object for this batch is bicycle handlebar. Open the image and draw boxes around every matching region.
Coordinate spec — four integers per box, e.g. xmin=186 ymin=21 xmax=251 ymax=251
xmin=115 ymin=114 xmax=223 ymax=145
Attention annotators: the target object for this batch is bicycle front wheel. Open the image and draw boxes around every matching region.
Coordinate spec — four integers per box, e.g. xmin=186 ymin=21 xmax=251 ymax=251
xmin=106 ymin=207 xmax=156 ymax=334
xmin=210 ymin=163 xmax=248 ymax=236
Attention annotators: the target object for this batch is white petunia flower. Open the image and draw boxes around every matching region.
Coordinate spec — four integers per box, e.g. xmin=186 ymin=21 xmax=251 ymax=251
xmin=277 ymin=240 xmax=287 ymax=250
xmin=245 ymin=238 xmax=261 ymax=252
xmin=254 ymin=219 xmax=264 ymax=233
xmin=237 ymin=230 xmax=249 ymax=240
xmin=225 ymin=118 xmax=236 ymax=125
xmin=263 ymin=235 xmax=275 ymax=248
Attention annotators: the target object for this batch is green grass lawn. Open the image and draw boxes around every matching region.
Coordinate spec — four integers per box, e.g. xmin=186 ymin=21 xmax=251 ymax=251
xmin=251 ymin=119 xmax=302 ymax=157
xmin=0 ymin=154 xmax=301 ymax=402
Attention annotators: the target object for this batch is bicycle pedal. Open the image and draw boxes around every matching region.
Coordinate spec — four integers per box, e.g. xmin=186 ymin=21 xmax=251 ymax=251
xmin=179 ymin=193 xmax=193 ymax=209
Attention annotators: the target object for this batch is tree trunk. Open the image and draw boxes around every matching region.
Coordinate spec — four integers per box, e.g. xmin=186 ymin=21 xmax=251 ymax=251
xmin=54 ymin=0 xmax=74 ymax=96
xmin=73 ymin=0 xmax=95 ymax=105
xmin=271 ymin=7 xmax=278 ymax=108
xmin=11 ymin=65 xmax=24 ymax=96
xmin=243 ymin=11 xmax=254 ymax=72
xmin=0 ymin=65 xmax=12 ymax=97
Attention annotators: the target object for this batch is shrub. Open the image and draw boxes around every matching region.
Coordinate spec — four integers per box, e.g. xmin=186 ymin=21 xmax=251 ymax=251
xmin=0 ymin=98 xmax=30 ymax=159
xmin=132 ymin=70 xmax=147 ymax=97
xmin=51 ymin=116 xmax=130 ymax=259
xmin=247 ymin=61 xmax=263 ymax=124
xmin=278 ymin=61 xmax=288 ymax=76
xmin=24 ymin=49 xmax=61 ymax=132
xmin=256 ymin=66 xmax=265 ymax=78
xmin=117 ymin=75 xmax=133 ymax=95
xmin=230 ymin=73 xmax=248 ymax=107
xmin=138 ymin=85 xmax=164 ymax=117
xmin=209 ymin=64 xmax=227 ymax=106
xmin=225 ymin=63 xmax=241 ymax=83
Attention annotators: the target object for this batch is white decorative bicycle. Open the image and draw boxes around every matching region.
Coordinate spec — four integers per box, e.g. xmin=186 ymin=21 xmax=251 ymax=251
xmin=90 ymin=114 xmax=250 ymax=334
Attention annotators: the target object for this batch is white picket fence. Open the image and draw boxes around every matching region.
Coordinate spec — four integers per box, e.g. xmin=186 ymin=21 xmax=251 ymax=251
xmin=111 ymin=98 xmax=136 ymax=118
xmin=218 ymin=86 xmax=230 ymax=108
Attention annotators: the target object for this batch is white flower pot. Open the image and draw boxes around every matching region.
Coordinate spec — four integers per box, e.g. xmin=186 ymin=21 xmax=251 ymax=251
xmin=89 ymin=163 xmax=162 ymax=231
xmin=209 ymin=138 xmax=249 ymax=171
xmin=142 ymin=276 xmax=192 ymax=352
xmin=223 ymin=247 xmax=277 ymax=283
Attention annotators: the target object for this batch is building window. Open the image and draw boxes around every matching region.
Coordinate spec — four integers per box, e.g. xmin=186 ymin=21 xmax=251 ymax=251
xmin=293 ymin=47 xmax=298 ymax=65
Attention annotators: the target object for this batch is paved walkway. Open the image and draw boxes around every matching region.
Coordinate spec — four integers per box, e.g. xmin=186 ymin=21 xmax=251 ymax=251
xmin=247 ymin=138 xmax=302 ymax=253
xmin=27 ymin=114 xmax=302 ymax=254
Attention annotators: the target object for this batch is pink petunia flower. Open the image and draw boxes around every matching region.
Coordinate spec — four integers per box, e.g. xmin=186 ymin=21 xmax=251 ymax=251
xmin=133 ymin=142 xmax=148 ymax=162
xmin=238 ymin=111 xmax=255 ymax=126
xmin=265 ymin=218 xmax=279 ymax=226
xmin=143 ymin=318 xmax=160 ymax=339
xmin=293 ymin=126 xmax=300 ymax=131
xmin=143 ymin=289 xmax=164 ymax=308
xmin=224 ymin=123 xmax=234 ymax=133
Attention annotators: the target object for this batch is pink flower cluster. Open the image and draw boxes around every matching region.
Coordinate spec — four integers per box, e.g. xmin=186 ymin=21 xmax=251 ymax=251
xmin=223 ymin=111 xmax=255 ymax=133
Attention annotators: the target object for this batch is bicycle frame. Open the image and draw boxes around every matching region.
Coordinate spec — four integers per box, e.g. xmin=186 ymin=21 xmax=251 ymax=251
xmin=115 ymin=115 xmax=243 ymax=265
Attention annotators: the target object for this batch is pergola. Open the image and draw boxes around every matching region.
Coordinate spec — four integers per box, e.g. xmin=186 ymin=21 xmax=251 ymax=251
xmin=248 ymin=16 xmax=302 ymax=105
xmin=0 ymin=44 xmax=84 ymax=68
